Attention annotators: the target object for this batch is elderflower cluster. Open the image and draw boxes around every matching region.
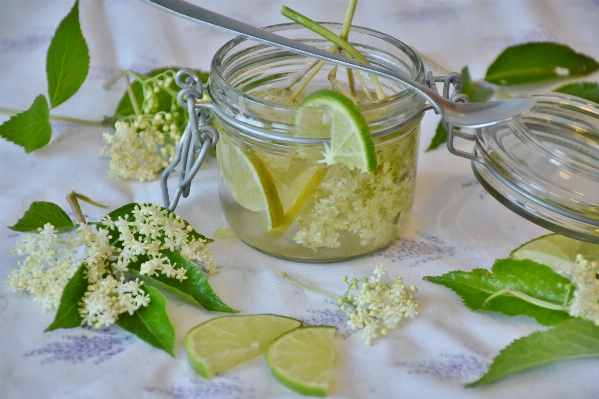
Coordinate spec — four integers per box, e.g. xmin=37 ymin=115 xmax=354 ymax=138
xmin=553 ymin=255 xmax=599 ymax=326
xmin=339 ymin=264 xmax=419 ymax=345
xmin=5 ymin=203 xmax=216 ymax=329
xmin=100 ymin=113 xmax=183 ymax=182
xmin=100 ymin=71 xmax=188 ymax=182
xmin=6 ymin=224 xmax=84 ymax=312
xmin=294 ymin=160 xmax=414 ymax=251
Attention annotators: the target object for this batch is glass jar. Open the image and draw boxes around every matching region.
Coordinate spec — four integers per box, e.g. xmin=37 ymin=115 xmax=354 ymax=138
xmin=207 ymin=23 xmax=426 ymax=261
xmin=471 ymin=93 xmax=599 ymax=242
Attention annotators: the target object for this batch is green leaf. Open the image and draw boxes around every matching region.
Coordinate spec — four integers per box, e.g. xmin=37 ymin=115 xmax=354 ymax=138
xmin=9 ymin=201 xmax=75 ymax=233
xmin=129 ymin=251 xmax=238 ymax=313
xmin=467 ymin=319 xmax=599 ymax=387
xmin=116 ymin=285 xmax=176 ymax=356
xmin=461 ymin=66 xmax=494 ymax=102
xmin=425 ymin=121 xmax=448 ymax=152
xmin=106 ymin=68 xmax=209 ymax=125
xmin=485 ymin=42 xmax=599 ymax=86
xmin=0 ymin=95 xmax=51 ymax=153
xmin=554 ymin=82 xmax=599 ymax=104
xmin=46 ymin=0 xmax=90 ymax=108
xmin=423 ymin=258 xmax=574 ymax=326
xmin=45 ymin=263 xmax=88 ymax=332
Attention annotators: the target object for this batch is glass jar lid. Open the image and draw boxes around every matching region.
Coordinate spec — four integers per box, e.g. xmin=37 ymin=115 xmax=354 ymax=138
xmin=472 ymin=93 xmax=599 ymax=243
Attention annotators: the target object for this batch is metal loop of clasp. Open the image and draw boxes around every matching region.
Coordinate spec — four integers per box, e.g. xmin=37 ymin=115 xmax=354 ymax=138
xmin=160 ymin=69 xmax=219 ymax=211
xmin=425 ymin=71 xmax=484 ymax=163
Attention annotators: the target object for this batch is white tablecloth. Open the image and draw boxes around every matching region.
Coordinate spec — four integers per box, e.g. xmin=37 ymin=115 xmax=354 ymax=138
xmin=1 ymin=1 xmax=598 ymax=398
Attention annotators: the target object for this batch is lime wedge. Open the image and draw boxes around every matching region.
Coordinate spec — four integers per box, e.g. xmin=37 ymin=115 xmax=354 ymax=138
xmin=266 ymin=326 xmax=336 ymax=397
xmin=511 ymin=233 xmax=599 ymax=269
xmin=185 ymin=314 xmax=302 ymax=379
xmin=218 ymin=139 xmax=285 ymax=229
xmin=294 ymin=89 xmax=377 ymax=172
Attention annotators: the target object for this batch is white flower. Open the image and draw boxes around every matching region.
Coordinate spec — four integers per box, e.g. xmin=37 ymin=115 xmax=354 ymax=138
xmin=339 ymin=263 xmax=419 ymax=345
xmin=294 ymin=157 xmax=415 ymax=251
xmin=551 ymin=255 xmax=599 ymax=326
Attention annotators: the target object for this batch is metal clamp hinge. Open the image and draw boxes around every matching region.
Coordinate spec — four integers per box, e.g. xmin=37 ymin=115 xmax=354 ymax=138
xmin=160 ymin=69 xmax=219 ymax=211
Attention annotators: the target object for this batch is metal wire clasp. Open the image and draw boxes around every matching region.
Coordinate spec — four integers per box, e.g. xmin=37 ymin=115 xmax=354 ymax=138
xmin=425 ymin=71 xmax=483 ymax=163
xmin=160 ymin=69 xmax=219 ymax=211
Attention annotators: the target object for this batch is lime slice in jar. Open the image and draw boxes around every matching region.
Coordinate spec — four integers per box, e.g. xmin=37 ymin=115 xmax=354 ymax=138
xmin=266 ymin=326 xmax=336 ymax=397
xmin=511 ymin=233 xmax=599 ymax=269
xmin=294 ymin=89 xmax=377 ymax=173
xmin=218 ymin=138 xmax=285 ymax=229
xmin=185 ymin=314 xmax=302 ymax=379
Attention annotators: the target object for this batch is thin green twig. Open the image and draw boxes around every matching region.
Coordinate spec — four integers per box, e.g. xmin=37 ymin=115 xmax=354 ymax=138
xmin=281 ymin=5 xmax=385 ymax=100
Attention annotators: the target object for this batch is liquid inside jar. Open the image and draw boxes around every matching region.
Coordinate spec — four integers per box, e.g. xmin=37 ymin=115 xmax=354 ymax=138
xmin=215 ymin=86 xmax=420 ymax=261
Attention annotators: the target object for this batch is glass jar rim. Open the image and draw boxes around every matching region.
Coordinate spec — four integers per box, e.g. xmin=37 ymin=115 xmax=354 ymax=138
xmin=210 ymin=22 xmax=426 ymax=110
xmin=208 ymin=22 xmax=427 ymax=144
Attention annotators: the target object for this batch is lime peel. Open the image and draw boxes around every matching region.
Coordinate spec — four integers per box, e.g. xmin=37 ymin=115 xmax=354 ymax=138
xmin=184 ymin=314 xmax=302 ymax=379
xmin=294 ymin=89 xmax=377 ymax=173
xmin=266 ymin=326 xmax=336 ymax=397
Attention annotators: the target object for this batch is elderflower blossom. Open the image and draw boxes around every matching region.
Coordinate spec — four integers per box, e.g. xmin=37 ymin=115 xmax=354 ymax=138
xmin=5 ymin=203 xmax=216 ymax=329
xmin=100 ymin=113 xmax=183 ymax=182
xmin=294 ymin=159 xmax=415 ymax=251
xmin=340 ymin=264 xmax=419 ymax=345
xmin=552 ymin=255 xmax=599 ymax=326
xmin=100 ymin=70 xmax=187 ymax=181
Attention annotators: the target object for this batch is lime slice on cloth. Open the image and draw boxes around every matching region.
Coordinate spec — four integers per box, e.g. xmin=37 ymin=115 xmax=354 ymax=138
xmin=185 ymin=314 xmax=302 ymax=379
xmin=266 ymin=326 xmax=336 ymax=397
xmin=218 ymin=139 xmax=285 ymax=229
xmin=511 ymin=233 xmax=599 ymax=269
xmin=294 ymin=89 xmax=377 ymax=173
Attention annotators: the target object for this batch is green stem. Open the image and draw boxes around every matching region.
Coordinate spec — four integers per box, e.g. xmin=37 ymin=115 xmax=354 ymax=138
xmin=0 ymin=107 xmax=105 ymax=126
xmin=281 ymin=6 xmax=385 ymax=100
xmin=123 ymin=73 xmax=142 ymax=116
xmin=66 ymin=191 xmax=109 ymax=225
xmin=276 ymin=271 xmax=342 ymax=301
xmin=484 ymin=288 xmax=569 ymax=312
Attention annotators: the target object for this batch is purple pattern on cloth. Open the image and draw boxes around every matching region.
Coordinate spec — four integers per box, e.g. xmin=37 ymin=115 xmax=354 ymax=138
xmin=23 ymin=326 xmax=133 ymax=365
xmin=462 ymin=179 xmax=490 ymax=199
xmin=0 ymin=32 xmax=53 ymax=54
xmin=304 ymin=301 xmax=354 ymax=339
xmin=373 ymin=232 xmax=456 ymax=266
xmin=397 ymin=352 xmax=490 ymax=381
xmin=390 ymin=3 xmax=461 ymax=23
xmin=145 ymin=376 xmax=254 ymax=399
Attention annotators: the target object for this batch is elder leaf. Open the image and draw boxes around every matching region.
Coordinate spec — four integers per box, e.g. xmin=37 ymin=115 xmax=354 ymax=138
xmin=425 ymin=121 xmax=448 ymax=152
xmin=467 ymin=319 xmax=599 ymax=387
xmin=554 ymin=82 xmax=599 ymax=104
xmin=485 ymin=42 xmax=599 ymax=86
xmin=461 ymin=66 xmax=494 ymax=103
xmin=423 ymin=258 xmax=574 ymax=326
xmin=129 ymin=251 xmax=237 ymax=314
xmin=45 ymin=263 xmax=88 ymax=332
xmin=116 ymin=285 xmax=176 ymax=356
xmin=9 ymin=201 xmax=75 ymax=233
xmin=0 ymin=95 xmax=51 ymax=153
xmin=46 ymin=0 xmax=90 ymax=108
